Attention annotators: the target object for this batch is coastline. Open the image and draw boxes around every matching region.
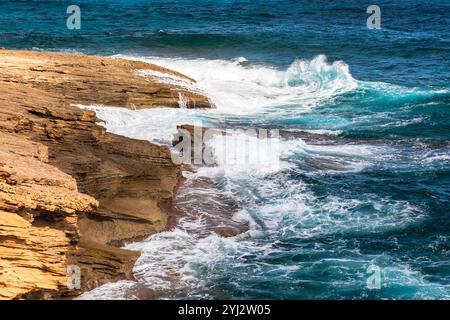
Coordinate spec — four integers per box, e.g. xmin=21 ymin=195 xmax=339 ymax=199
xmin=0 ymin=49 xmax=212 ymax=299
xmin=1 ymin=0 xmax=449 ymax=302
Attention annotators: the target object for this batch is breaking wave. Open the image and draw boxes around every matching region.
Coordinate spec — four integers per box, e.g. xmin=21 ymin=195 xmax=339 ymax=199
xmin=79 ymin=54 xmax=450 ymax=300
xmin=117 ymin=54 xmax=358 ymax=114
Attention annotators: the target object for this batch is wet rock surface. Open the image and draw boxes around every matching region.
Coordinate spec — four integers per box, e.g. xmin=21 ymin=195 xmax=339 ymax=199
xmin=0 ymin=50 xmax=212 ymax=299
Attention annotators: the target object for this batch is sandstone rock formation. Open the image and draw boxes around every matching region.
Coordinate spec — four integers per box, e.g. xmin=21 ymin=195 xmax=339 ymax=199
xmin=0 ymin=50 xmax=212 ymax=299
xmin=0 ymin=132 xmax=98 ymax=299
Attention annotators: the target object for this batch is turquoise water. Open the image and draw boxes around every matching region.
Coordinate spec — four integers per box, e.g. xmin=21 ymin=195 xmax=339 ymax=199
xmin=2 ymin=0 xmax=449 ymax=299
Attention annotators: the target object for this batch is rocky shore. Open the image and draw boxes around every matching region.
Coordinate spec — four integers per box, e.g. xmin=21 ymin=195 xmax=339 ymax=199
xmin=0 ymin=50 xmax=212 ymax=299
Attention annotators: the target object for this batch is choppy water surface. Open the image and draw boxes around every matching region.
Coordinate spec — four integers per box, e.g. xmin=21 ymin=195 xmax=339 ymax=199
xmin=2 ymin=0 xmax=448 ymax=299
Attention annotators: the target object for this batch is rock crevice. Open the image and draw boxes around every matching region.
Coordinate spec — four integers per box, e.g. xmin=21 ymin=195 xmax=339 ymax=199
xmin=0 ymin=50 xmax=212 ymax=299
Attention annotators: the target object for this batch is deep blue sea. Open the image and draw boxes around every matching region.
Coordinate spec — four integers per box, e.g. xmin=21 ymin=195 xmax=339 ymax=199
xmin=2 ymin=0 xmax=449 ymax=299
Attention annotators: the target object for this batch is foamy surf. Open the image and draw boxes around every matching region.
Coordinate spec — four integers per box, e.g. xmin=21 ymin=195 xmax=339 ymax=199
xmin=116 ymin=54 xmax=358 ymax=114
xmin=79 ymin=54 xmax=449 ymax=300
xmin=78 ymin=107 xmax=429 ymax=300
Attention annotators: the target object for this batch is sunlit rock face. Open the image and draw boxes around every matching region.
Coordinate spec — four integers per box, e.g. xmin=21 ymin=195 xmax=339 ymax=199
xmin=0 ymin=50 xmax=211 ymax=299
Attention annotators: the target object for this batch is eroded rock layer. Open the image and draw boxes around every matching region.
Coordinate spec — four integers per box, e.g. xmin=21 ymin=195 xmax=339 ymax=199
xmin=0 ymin=49 xmax=212 ymax=299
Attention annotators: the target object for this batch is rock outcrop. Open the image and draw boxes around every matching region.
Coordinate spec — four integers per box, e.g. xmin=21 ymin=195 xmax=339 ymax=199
xmin=0 ymin=50 xmax=210 ymax=109
xmin=0 ymin=50 xmax=212 ymax=299
xmin=0 ymin=132 xmax=98 ymax=299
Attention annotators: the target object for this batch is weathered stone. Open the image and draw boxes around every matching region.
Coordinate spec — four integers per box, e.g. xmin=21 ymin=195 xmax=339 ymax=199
xmin=0 ymin=50 xmax=211 ymax=299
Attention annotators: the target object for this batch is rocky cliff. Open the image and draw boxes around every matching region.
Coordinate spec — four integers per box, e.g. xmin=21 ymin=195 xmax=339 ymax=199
xmin=0 ymin=49 xmax=212 ymax=299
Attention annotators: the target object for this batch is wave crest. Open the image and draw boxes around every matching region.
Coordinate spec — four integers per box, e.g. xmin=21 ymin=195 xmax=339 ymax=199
xmin=118 ymin=54 xmax=358 ymax=113
xmin=283 ymin=55 xmax=357 ymax=93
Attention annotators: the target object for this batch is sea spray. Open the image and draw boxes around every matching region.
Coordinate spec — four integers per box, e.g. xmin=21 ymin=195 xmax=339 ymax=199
xmin=79 ymin=53 xmax=450 ymax=300
xmin=117 ymin=54 xmax=359 ymax=114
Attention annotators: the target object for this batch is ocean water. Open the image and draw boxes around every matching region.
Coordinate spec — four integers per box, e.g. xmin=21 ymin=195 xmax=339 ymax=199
xmin=2 ymin=0 xmax=449 ymax=299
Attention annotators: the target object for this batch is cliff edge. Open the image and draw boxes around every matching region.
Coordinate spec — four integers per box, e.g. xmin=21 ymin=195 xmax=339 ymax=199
xmin=0 ymin=50 xmax=212 ymax=299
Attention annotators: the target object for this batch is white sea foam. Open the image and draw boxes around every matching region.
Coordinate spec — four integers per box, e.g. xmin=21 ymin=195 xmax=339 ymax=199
xmin=422 ymin=154 xmax=450 ymax=164
xmin=135 ymin=69 xmax=206 ymax=98
xmin=77 ymin=104 xmax=381 ymax=175
xmin=76 ymin=105 xmax=206 ymax=145
xmin=78 ymin=55 xmax=436 ymax=300
xmin=298 ymin=129 xmax=343 ymax=136
xmin=116 ymin=54 xmax=358 ymax=114
xmin=78 ymin=281 xmax=137 ymax=300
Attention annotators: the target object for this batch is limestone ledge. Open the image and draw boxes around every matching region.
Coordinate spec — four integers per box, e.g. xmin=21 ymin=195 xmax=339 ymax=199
xmin=0 ymin=49 xmax=213 ymax=299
